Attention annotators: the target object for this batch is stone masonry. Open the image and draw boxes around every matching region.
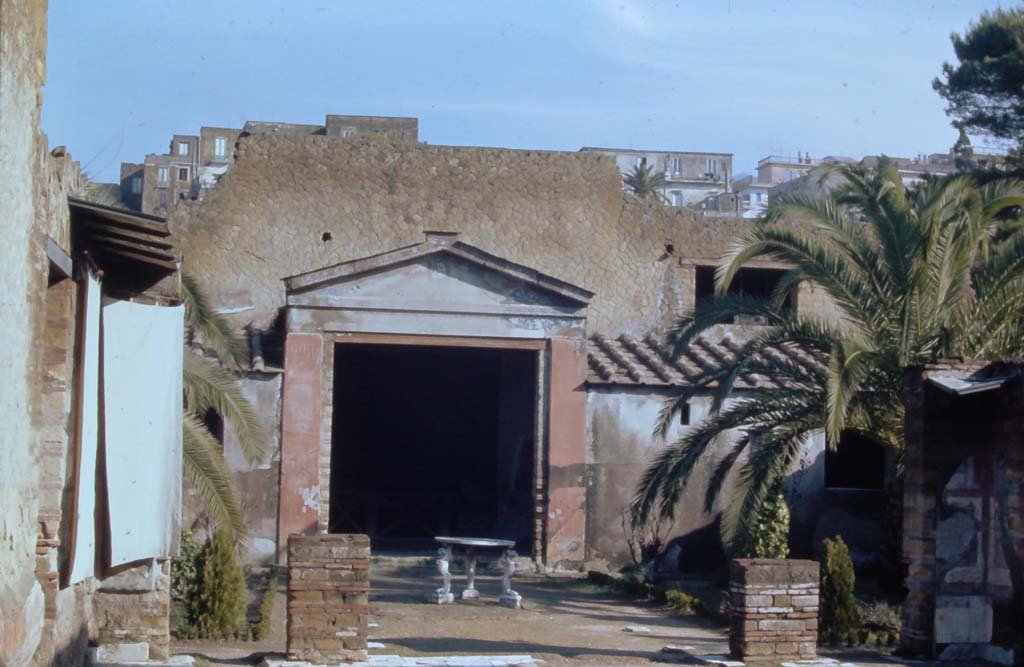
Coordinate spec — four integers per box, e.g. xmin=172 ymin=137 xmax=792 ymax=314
xmin=288 ymin=534 xmax=371 ymax=664
xmin=729 ymin=559 xmax=820 ymax=662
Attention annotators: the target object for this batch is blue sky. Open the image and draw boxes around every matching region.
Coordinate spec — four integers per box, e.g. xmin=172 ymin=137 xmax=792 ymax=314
xmin=43 ymin=0 xmax=1006 ymax=183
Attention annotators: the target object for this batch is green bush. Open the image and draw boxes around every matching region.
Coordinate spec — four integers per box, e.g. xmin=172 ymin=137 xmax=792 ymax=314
xmin=192 ymin=528 xmax=247 ymax=639
xmin=170 ymin=529 xmax=203 ymax=635
xmin=665 ymin=589 xmax=699 ymax=615
xmin=820 ymin=536 xmax=860 ymax=643
xmin=251 ymin=570 xmax=278 ymax=641
xmin=738 ymin=482 xmax=791 ymax=558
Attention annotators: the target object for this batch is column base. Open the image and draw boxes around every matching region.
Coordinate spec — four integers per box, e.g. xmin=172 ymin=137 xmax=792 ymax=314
xmin=499 ymin=592 xmax=522 ymax=609
xmin=428 ymin=591 xmax=455 ymax=604
xmin=461 ymin=589 xmax=480 ymax=600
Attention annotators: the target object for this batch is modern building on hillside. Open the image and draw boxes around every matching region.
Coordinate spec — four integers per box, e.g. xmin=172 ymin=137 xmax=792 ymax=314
xmin=704 ymin=153 xmax=816 ymax=217
xmin=120 ymin=115 xmax=418 ymax=215
xmin=579 ymin=146 xmax=733 ymax=206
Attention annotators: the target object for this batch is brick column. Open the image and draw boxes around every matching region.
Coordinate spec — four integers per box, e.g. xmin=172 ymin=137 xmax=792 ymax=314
xmin=899 ymin=367 xmax=937 ymax=656
xmin=278 ymin=333 xmax=324 ymax=562
xmin=729 ymin=559 xmax=820 ymax=662
xmin=287 ymin=534 xmax=370 ymax=664
xmin=546 ymin=337 xmax=588 ymax=566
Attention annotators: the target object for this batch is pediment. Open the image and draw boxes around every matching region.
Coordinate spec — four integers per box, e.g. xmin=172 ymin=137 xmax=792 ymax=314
xmin=284 ymin=233 xmax=592 ymax=318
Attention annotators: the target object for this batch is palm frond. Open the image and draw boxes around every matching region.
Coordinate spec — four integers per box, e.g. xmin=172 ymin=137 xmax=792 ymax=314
xmin=182 ymin=274 xmax=250 ymax=371
xmin=183 ymin=352 xmax=267 ymax=465
xmin=183 ymin=412 xmax=248 ymax=544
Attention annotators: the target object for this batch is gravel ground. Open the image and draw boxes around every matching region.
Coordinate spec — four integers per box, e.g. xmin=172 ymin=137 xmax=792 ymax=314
xmin=171 ymin=561 xmax=904 ymax=667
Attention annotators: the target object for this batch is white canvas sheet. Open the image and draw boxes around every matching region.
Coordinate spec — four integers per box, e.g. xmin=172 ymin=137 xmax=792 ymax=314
xmin=69 ymin=273 xmax=101 ymax=584
xmin=102 ymin=299 xmax=184 ymax=566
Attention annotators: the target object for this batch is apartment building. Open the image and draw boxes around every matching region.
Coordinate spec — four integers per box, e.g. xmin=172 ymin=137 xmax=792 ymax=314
xmin=579 ymin=146 xmax=733 ymax=206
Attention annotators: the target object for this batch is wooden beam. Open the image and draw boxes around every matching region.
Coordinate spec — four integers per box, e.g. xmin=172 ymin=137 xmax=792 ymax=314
xmin=46 ymin=236 xmax=73 ymax=278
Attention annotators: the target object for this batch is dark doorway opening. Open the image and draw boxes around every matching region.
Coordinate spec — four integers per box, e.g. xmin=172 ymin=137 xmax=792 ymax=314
xmin=329 ymin=343 xmax=538 ymax=554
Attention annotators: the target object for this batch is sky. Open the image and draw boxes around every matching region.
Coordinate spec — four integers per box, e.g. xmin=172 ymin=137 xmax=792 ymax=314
xmin=43 ymin=0 xmax=1008 ymax=183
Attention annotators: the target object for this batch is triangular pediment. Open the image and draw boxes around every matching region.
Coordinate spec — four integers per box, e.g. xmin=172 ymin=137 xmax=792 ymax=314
xmin=284 ymin=233 xmax=592 ymax=317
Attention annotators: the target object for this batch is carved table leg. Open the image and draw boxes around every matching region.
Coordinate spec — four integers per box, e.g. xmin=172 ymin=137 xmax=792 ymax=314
xmin=462 ymin=548 xmax=480 ymax=599
xmin=499 ymin=548 xmax=522 ymax=608
xmin=428 ymin=545 xmax=454 ymax=604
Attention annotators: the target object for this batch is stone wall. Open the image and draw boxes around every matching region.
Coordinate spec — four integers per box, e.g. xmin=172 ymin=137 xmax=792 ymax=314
xmin=729 ymin=559 xmax=819 ymax=662
xmin=287 ymin=534 xmax=371 ymax=664
xmin=93 ymin=561 xmax=172 ymax=660
xmin=0 ymin=1 xmax=90 ymax=663
xmin=171 ymin=134 xmax=757 ymax=336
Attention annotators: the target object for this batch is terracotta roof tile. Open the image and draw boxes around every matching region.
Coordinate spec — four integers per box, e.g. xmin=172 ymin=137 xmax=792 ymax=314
xmin=586 ymin=333 xmax=815 ymax=390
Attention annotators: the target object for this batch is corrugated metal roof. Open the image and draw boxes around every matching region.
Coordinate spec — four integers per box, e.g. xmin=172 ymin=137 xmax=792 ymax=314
xmin=587 ymin=333 xmax=813 ymax=390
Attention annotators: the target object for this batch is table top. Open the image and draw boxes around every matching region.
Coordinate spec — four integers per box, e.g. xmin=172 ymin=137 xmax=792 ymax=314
xmin=435 ymin=536 xmax=516 ymax=548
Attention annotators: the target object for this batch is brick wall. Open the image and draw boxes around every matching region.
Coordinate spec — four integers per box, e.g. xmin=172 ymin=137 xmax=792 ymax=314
xmin=729 ymin=559 xmax=819 ymax=662
xmin=287 ymin=534 xmax=370 ymax=664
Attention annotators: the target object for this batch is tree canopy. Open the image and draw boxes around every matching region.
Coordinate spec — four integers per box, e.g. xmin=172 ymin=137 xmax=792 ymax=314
xmin=934 ymin=8 xmax=1024 ymax=142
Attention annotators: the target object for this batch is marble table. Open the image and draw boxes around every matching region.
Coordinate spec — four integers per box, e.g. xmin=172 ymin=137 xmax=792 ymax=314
xmin=428 ymin=536 xmax=521 ymax=608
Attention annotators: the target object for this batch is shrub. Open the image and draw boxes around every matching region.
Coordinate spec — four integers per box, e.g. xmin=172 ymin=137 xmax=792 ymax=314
xmin=665 ymin=589 xmax=699 ymax=615
xmin=820 ymin=536 xmax=860 ymax=643
xmin=738 ymin=482 xmax=790 ymax=558
xmin=251 ymin=570 xmax=278 ymax=641
xmin=192 ymin=528 xmax=247 ymax=639
xmin=170 ymin=529 xmax=203 ymax=635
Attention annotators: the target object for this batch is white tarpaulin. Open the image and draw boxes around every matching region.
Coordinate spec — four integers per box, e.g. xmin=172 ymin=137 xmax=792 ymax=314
xmin=69 ymin=273 xmax=102 ymax=583
xmin=102 ymin=299 xmax=184 ymax=566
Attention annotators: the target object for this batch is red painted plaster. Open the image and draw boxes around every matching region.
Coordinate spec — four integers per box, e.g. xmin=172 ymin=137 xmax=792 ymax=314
xmin=548 ymin=338 xmax=587 ymax=468
xmin=547 ymin=338 xmax=588 ymax=563
xmin=277 ymin=333 xmax=324 ymax=562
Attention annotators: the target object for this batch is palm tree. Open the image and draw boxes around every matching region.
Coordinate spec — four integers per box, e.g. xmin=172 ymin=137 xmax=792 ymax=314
xmin=631 ymin=160 xmax=1024 ymax=548
xmin=181 ymin=275 xmax=266 ymax=542
xmin=623 ymin=163 xmax=668 ymax=200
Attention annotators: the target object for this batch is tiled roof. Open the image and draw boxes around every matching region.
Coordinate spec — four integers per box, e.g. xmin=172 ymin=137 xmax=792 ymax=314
xmin=587 ymin=333 xmax=811 ymax=390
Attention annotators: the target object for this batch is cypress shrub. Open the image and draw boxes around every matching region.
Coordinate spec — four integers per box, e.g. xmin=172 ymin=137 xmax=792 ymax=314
xmin=192 ymin=528 xmax=247 ymax=639
xmin=820 ymin=536 xmax=860 ymax=643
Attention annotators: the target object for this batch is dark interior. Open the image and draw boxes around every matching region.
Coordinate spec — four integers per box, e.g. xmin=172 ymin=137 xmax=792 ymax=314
xmin=695 ymin=265 xmax=794 ymax=322
xmin=329 ymin=343 xmax=537 ymax=553
xmin=826 ymin=430 xmax=886 ymax=489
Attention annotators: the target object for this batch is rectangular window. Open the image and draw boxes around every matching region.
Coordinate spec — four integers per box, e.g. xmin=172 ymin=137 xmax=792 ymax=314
xmin=706 ymin=158 xmax=718 ymax=176
xmin=131 ymin=176 xmax=142 ymax=194
xmin=157 ymin=167 xmax=168 ymax=184
xmin=635 ymin=156 xmax=647 ymax=168
xmin=671 ymin=157 xmax=682 ymax=175
xmin=178 ymin=142 xmax=189 ymax=156
xmin=785 ymin=170 xmax=793 ymax=181
xmin=158 ymin=191 xmax=168 ymax=207
xmin=695 ymin=265 xmax=794 ymax=322
xmin=671 ymin=191 xmax=683 ymax=207
xmin=178 ymin=167 xmax=189 ymax=181
xmin=214 ymin=136 xmax=227 ymax=158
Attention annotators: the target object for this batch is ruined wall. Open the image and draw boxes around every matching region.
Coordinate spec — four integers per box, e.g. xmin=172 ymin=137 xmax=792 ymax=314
xmin=171 ymin=134 xmax=754 ymax=337
xmin=0 ymin=1 xmax=90 ymax=663
xmin=901 ymin=363 xmax=1024 ymax=663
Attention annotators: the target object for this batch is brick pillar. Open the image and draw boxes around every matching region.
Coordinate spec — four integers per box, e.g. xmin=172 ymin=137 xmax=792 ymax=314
xmin=899 ymin=367 xmax=938 ymax=656
xmin=729 ymin=559 xmax=820 ymax=662
xmin=287 ymin=534 xmax=370 ymax=664
xmin=546 ymin=337 xmax=588 ymax=566
xmin=278 ymin=333 xmax=324 ymax=562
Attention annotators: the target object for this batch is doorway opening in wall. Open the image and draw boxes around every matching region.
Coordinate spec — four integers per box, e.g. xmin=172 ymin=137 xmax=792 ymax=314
xmin=329 ymin=342 xmax=539 ymax=555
